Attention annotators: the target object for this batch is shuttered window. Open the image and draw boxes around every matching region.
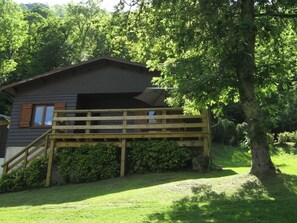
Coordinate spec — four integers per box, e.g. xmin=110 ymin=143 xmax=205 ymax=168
xmin=19 ymin=103 xmax=66 ymax=128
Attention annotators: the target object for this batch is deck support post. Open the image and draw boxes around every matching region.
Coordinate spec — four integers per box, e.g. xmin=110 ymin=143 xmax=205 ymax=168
xmin=202 ymin=110 xmax=210 ymax=157
xmin=45 ymin=140 xmax=55 ymax=187
xmin=120 ymin=139 xmax=127 ymax=177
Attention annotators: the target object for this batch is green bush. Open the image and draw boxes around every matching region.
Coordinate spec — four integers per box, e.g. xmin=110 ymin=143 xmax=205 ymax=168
xmin=57 ymin=144 xmax=120 ymax=183
xmin=278 ymin=131 xmax=297 ymax=145
xmin=25 ymin=156 xmax=48 ymax=188
xmin=0 ymin=156 xmax=47 ymax=193
xmin=128 ymin=140 xmax=192 ymax=174
xmin=212 ymin=119 xmax=237 ymax=145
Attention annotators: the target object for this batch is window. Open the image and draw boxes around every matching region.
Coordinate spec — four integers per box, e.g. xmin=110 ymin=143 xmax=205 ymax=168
xmin=148 ymin=111 xmax=157 ymax=124
xmin=32 ymin=105 xmax=54 ymax=127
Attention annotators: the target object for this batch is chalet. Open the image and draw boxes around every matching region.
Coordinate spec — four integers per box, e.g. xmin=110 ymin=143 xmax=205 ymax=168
xmin=0 ymin=57 xmax=210 ymax=185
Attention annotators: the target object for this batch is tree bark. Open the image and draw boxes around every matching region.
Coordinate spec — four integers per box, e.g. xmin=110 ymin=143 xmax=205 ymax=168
xmin=236 ymin=0 xmax=276 ymax=176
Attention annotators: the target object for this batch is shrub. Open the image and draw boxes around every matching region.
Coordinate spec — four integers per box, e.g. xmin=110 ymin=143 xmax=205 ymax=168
xmin=128 ymin=140 xmax=192 ymax=174
xmin=0 ymin=156 xmax=47 ymax=193
xmin=25 ymin=156 xmax=48 ymax=188
xmin=278 ymin=131 xmax=297 ymax=145
xmin=57 ymin=144 xmax=120 ymax=183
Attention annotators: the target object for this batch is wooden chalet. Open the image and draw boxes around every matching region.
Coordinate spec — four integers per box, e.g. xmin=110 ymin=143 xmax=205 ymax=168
xmin=0 ymin=57 xmax=211 ymax=186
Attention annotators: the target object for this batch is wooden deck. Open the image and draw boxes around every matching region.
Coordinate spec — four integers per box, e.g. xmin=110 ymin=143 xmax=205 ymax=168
xmin=2 ymin=107 xmax=211 ymax=187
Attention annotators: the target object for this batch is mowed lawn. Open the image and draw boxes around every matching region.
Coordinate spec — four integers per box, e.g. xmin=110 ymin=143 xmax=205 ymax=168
xmin=0 ymin=144 xmax=297 ymax=223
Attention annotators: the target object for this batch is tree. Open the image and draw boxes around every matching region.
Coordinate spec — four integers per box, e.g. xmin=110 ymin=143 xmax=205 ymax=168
xmin=0 ymin=0 xmax=27 ymax=85
xmin=64 ymin=0 xmax=112 ymax=62
xmin=116 ymin=0 xmax=297 ymax=175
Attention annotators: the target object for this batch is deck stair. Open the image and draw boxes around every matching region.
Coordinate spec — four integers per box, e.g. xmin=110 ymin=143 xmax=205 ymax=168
xmin=1 ymin=129 xmax=51 ymax=174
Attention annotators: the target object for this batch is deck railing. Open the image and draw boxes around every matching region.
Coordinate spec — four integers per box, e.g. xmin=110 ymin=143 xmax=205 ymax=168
xmin=50 ymin=108 xmax=210 ymax=146
xmin=2 ymin=129 xmax=51 ymax=174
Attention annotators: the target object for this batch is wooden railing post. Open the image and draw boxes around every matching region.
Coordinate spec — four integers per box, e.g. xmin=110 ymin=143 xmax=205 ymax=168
xmin=44 ymin=134 xmax=49 ymax=157
xmin=24 ymin=149 xmax=29 ymax=169
xmin=3 ymin=163 xmax=8 ymax=174
xmin=122 ymin=111 xmax=127 ymax=133
xmin=162 ymin=110 xmax=166 ymax=132
xmin=86 ymin=112 xmax=91 ymax=133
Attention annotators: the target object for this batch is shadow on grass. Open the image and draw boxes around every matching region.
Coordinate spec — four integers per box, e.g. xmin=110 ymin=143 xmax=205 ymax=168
xmin=145 ymin=174 xmax=297 ymax=223
xmin=0 ymin=170 xmax=236 ymax=207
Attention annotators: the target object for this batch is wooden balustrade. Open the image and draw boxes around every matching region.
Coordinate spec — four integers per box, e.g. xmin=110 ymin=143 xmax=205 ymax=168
xmin=51 ymin=107 xmax=208 ymax=137
xmin=1 ymin=129 xmax=51 ymax=174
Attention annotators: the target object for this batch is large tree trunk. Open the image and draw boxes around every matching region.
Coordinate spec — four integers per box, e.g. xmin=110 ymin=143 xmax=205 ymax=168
xmin=237 ymin=0 xmax=276 ymax=176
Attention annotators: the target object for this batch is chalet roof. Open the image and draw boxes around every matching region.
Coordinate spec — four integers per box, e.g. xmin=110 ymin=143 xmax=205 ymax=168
xmin=0 ymin=57 xmax=149 ymax=96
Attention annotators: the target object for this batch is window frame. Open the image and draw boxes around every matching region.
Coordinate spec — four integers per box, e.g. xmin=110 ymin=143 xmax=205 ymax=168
xmin=31 ymin=104 xmax=54 ymax=128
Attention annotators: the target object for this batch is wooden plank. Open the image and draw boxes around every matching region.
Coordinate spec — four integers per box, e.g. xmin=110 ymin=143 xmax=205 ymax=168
xmin=55 ymin=140 xmax=203 ymax=148
xmin=45 ymin=140 xmax=55 ymax=187
xmin=50 ymin=132 xmax=209 ymax=140
xmin=55 ymin=107 xmax=184 ymax=113
xmin=120 ymin=139 xmax=127 ymax=177
xmin=53 ymin=114 xmax=203 ymax=122
xmin=55 ymin=141 xmax=121 ymax=148
xmin=53 ymin=123 xmax=207 ymax=130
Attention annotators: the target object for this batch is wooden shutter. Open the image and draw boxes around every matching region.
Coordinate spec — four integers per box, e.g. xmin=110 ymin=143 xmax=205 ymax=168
xmin=54 ymin=103 xmax=66 ymax=111
xmin=19 ymin=104 xmax=32 ymax=128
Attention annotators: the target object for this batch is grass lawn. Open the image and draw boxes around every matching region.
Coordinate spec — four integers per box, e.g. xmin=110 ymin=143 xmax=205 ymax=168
xmin=0 ymin=144 xmax=297 ymax=223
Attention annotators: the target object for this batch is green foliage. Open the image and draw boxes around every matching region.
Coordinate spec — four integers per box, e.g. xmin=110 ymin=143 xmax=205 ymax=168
xmin=278 ymin=131 xmax=297 ymax=145
xmin=57 ymin=144 xmax=120 ymax=183
xmin=0 ymin=0 xmax=27 ymax=84
xmin=25 ymin=156 xmax=48 ymax=188
xmin=128 ymin=140 xmax=192 ymax=174
xmin=0 ymin=156 xmax=47 ymax=193
xmin=0 ymin=169 xmax=25 ymax=193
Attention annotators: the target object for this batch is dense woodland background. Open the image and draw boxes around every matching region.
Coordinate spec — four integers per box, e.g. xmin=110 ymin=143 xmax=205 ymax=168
xmin=0 ymin=0 xmax=296 ymax=174
xmin=0 ymin=0 xmax=296 ymax=134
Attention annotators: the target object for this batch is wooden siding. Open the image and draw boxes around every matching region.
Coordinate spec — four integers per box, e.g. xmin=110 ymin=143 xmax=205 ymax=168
xmin=6 ymin=94 xmax=77 ymax=147
xmin=0 ymin=125 xmax=8 ymax=158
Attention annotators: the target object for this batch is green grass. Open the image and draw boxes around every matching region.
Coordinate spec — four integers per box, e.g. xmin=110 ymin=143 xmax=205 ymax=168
xmin=0 ymin=144 xmax=297 ymax=223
